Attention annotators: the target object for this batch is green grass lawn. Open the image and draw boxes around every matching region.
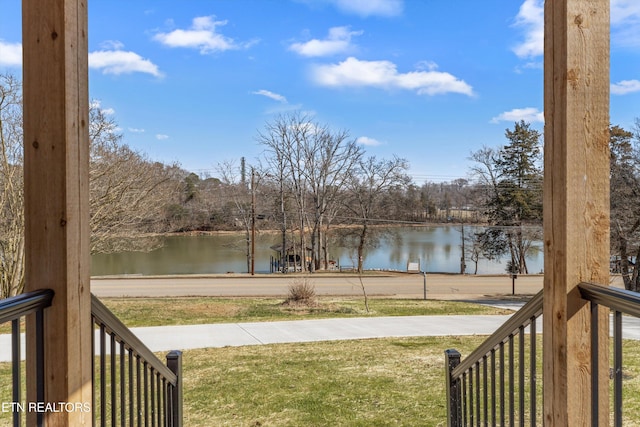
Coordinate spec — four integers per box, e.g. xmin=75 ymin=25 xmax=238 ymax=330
xmin=4 ymin=295 xmax=638 ymax=426
xmin=0 ymin=296 xmax=512 ymax=334
xmin=97 ymin=296 xmax=513 ymax=328
xmin=5 ymin=336 xmax=637 ymax=426
xmin=181 ymin=336 xmax=485 ymax=427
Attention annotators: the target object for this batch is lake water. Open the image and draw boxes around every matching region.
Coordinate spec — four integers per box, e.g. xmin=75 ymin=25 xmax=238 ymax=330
xmin=91 ymin=226 xmax=544 ymax=276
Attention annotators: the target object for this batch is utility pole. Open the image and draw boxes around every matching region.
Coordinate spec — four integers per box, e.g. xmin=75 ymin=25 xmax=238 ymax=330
xmin=460 ymin=223 xmax=466 ymax=274
xmin=280 ymin=176 xmax=286 ymax=273
xmin=251 ymin=169 xmax=256 ymax=276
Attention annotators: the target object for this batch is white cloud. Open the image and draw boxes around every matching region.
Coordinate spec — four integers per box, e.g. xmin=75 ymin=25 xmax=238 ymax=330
xmin=128 ymin=128 xmax=146 ymax=133
xmin=156 ymin=134 xmax=170 ymax=140
xmin=0 ymin=41 xmax=22 ymax=67
xmin=611 ymin=0 xmax=640 ymax=48
xmin=611 ymin=80 xmax=640 ymax=95
xmin=512 ymin=0 xmax=640 ymax=58
xmin=311 ymin=57 xmax=473 ymax=96
xmin=490 ymin=107 xmax=544 ymax=124
xmin=289 ymin=26 xmax=362 ymax=57
xmin=512 ymin=0 xmax=544 ymax=59
xmin=356 ymin=136 xmax=382 ymax=146
xmin=89 ymin=48 xmax=163 ymax=77
xmin=611 ymin=0 xmax=640 ymax=24
xmin=99 ymin=40 xmax=125 ymax=50
xmin=415 ymin=61 xmax=439 ymax=71
xmin=252 ymin=89 xmax=288 ymax=103
xmin=153 ymin=16 xmax=254 ymax=54
xmin=329 ymin=0 xmax=402 ymax=17
xmin=90 ymin=100 xmax=115 ymax=115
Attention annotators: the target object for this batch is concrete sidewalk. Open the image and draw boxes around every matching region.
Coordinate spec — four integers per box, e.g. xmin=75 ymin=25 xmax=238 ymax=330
xmin=0 ymin=314 xmax=513 ymax=362
xmin=3 ymin=312 xmax=640 ymax=361
xmin=124 ymin=314 xmax=515 ymax=353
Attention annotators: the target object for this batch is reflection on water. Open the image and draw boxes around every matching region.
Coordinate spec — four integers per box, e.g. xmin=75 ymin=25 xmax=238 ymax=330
xmin=91 ymin=226 xmax=544 ymax=276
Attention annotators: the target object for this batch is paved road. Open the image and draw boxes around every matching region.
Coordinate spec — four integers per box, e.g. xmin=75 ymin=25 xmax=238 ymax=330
xmin=91 ymin=273 xmax=550 ymax=299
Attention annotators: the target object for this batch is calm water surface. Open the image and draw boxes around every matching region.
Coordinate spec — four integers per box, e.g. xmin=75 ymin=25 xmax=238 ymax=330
xmin=91 ymin=226 xmax=543 ymax=276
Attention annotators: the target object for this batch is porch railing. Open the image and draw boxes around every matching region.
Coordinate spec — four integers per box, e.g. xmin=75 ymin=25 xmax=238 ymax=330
xmin=445 ymin=283 xmax=640 ymax=427
xmin=0 ymin=288 xmax=55 ymax=427
xmin=92 ymin=294 xmax=183 ymax=427
xmin=2 ymin=291 xmax=182 ymax=426
xmin=445 ymin=290 xmax=543 ymax=426
xmin=578 ymin=282 xmax=640 ymax=427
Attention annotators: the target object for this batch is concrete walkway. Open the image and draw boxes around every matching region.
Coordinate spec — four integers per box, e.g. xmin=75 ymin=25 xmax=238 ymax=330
xmin=0 ymin=314 xmax=513 ymax=362
xmin=123 ymin=314 xmax=515 ymax=353
xmin=3 ymin=310 xmax=640 ymax=361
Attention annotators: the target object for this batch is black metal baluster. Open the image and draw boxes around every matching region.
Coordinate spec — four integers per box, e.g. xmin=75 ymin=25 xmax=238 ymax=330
xmin=111 ymin=333 xmax=117 ymax=426
xmin=150 ymin=367 xmax=156 ymax=427
xmin=590 ymin=301 xmax=599 ymax=427
xmin=12 ymin=319 xmax=20 ymax=427
xmin=144 ymin=362 xmax=149 ymax=427
xmin=519 ymin=326 xmax=525 ymax=427
xmin=614 ymin=310 xmax=623 ymax=427
xmin=462 ymin=372 xmax=467 ymax=426
xmin=509 ymin=335 xmax=514 ymax=427
xmin=137 ymin=356 xmax=142 ymax=427
xmin=530 ymin=317 xmax=537 ymax=427
xmin=469 ymin=366 xmax=474 ymax=427
xmin=100 ymin=324 xmax=107 ymax=427
xmin=475 ymin=362 xmax=480 ymax=426
xmin=120 ymin=341 xmax=126 ymax=427
xmin=156 ymin=373 xmax=162 ymax=427
xmin=483 ymin=357 xmax=488 ymax=426
xmin=129 ymin=349 xmax=134 ymax=427
xmin=491 ymin=349 xmax=496 ymax=426
xmin=500 ymin=342 xmax=505 ymax=427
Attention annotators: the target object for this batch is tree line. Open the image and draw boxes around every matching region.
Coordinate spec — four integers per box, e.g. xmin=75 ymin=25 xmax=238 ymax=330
xmin=2 ymin=72 xmax=640 ymax=296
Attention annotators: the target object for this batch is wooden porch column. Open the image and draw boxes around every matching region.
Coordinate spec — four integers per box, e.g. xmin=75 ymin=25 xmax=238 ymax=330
xmin=22 ymin=0 xmax=92 ymax=425
xmin=543 ymin=0 xmax=610 ymax=425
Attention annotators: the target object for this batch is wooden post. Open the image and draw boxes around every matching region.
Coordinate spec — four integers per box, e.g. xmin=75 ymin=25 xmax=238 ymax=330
xmin=543 ymin=0 xmax=610 ymax=425
xmin=22 ymin=0 xmax=92 ymax=425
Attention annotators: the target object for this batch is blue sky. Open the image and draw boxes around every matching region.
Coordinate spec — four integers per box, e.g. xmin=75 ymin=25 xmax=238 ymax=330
xmin=1 ymin=0 xmax=639 ymax=183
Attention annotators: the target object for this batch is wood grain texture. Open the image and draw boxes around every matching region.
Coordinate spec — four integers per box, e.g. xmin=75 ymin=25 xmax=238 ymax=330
xmin=22 ymin=0 xmax=91 ymax=425
xmin=543 ymin=0 xmax=610 ymax=425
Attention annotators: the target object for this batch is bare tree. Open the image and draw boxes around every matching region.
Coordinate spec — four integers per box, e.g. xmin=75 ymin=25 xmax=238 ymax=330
xmin=301 ymin=122 xmax=363 ymax=271
xmin=217 ymin=159 xmax=254 ymax=272
xmin=0 ymin=75 xmax=182 ymax=297
xmin=0 ymin=74 xmax=24 ymax=298
xmin=89 ymin=101 xmax=180 ymax=254
xmin=343 ymin=155 xmax=410 ymax=273
xmin=610 ymin=123 xmax=640 ymax=291
xmin=258 ymin=112 xmax=363 ymax=271
xmin=258 ymin=113 xmax=311 ymax=270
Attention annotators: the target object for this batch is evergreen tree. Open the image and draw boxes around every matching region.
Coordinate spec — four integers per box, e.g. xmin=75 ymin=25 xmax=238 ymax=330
xmin=471 ymin=121 xmax=543 ymax=274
